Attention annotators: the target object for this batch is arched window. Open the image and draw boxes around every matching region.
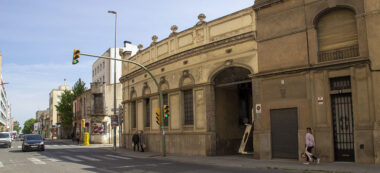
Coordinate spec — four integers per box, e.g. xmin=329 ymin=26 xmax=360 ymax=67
xmin=317 ymin=8 xmax=359 ymax=62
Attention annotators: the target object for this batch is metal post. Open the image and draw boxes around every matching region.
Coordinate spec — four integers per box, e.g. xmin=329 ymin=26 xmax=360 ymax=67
xmin=108 ymin=10 xmax=117 ymax=151
xmin=79 ymin=52 xmax=166 ymax=156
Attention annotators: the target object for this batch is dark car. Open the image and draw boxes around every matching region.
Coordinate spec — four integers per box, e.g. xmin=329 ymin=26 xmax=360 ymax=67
xmin=22 ymin=134 xmax=45 ymax=152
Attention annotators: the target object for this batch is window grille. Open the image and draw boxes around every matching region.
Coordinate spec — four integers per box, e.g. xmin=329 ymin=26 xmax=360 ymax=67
xmin=145 ymin=98 xmax=150 ymax=127
xmin=163 ymin=94 xmax=169 ymax=126
xmin=131 ymin=101 xmax=137 ymax=128
xmin=330 ymin=76 xmax=351 ymax=91
xmin=183 ymin=90 xmax=194 ymax=125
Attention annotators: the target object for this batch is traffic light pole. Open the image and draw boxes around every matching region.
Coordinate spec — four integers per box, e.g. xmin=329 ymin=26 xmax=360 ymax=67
xmin=78 ymin=52 xmax=166 ymax=157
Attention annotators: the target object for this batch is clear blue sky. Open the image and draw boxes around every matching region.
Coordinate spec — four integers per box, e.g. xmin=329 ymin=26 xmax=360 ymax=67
xmin=0 ymin=0 xmax=254 ymax=127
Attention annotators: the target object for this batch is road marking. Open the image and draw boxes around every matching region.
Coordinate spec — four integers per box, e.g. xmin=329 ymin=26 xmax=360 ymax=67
xmin=61 ymin=156 xmax=82 ymax=162
xmin=94 ymin=155 xmax=117 ymax=160
xmin=105 ymin=155 xmax=131 ymax=160
xmin=0 ymin=161 xmax=3 ymax=168
xmin=28 ymin=158 xmax=46 ymax=165
xmin=47 ymin=158 xmax=61 ymax=162
xmin=77 ymin=155 xmax=101 ymax=161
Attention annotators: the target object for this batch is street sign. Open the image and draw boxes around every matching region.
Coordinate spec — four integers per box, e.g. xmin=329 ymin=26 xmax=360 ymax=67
xmin=255 ymin=104 xmax=262 ymax=114
xmin=111 ymin=115 xmax=119 ymax=126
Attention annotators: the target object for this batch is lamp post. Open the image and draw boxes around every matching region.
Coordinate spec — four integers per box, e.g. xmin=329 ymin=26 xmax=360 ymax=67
xmin=108 ymin=10 xmax=117 ymax=151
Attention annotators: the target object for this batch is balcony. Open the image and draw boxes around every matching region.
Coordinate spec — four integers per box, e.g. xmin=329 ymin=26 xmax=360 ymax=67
xmin=318 ymin=45 xmax=359 ymax=62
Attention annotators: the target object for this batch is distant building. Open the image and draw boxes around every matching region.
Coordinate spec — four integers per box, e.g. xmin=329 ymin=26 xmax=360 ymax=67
xmin=36 ymin=109 xmax=49 ymax=137
xmin=49 ymin=84 xmax=70 ymax=139
xmin=73 ymin=82 xmax=122 ymax=144
xmin=92 ymin=41 xmax=138 ymax=84
xmin=0 ymin=52 xmax=10 ymax=132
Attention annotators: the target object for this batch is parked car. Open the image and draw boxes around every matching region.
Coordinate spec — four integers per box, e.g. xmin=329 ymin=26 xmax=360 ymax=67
xmin=0 ymin=132 xmax=12 ymax=148
xmin=22 ymin=134 xmax=44 ymax=152
xmin=18 ymin=134 xmax=24 ymax=140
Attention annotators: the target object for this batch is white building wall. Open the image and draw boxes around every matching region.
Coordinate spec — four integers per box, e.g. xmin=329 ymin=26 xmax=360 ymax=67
xmin=92 ymin=41 xmax=138 ymax=84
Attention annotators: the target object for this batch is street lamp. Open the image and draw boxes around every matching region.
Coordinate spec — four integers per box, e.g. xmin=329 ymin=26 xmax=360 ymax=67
xmin=108 ymin=10 xmax=117 ymax=151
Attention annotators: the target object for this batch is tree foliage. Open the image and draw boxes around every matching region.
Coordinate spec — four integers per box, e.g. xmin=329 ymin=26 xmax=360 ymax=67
xmin=22 ymin=118 xmax=36 ymax=134
xmin=72 ymin=78 xmax=87 ymax=97
xmin=13 ymin=121 xmax=22 ymax=134
xmin=55 ymin=78 xmax=87 ymax=127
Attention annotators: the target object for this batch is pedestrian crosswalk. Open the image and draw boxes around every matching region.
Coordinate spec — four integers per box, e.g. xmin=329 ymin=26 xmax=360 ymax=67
xmin=0 ymin=154 xmax=132 ymax=168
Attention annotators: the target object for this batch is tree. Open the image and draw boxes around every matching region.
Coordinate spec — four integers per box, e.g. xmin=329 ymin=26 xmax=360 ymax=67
xmin=13 ymin=121 xmax=22 ymax=134
xmin=55 ymin=78 xmax=87 ymax=127
xmin=72 ymin=78 xmax=87 ymax=97
xmin=55 ymin=90 xmax=74 ymax=126
xmin=22 ymin=118 xmax=36 ymax=134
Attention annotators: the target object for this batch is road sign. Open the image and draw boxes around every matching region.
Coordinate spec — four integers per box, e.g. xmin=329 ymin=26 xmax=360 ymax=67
xmin=111 ymin=115 xmax=119 ymax=126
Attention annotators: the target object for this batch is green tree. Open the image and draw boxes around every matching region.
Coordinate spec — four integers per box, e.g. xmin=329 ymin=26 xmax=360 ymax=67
xmin=56 ymin=90 xmax=74 ymax=126
xmin=13 ymin=121 xmax=22 ymax=134
xmin=22 ymin=118 xmax=36 ymax=134
xmin=72 ymin=78 xmax=87 ymax=97
xmin=55 ymin=78 xmax=87 ymax=127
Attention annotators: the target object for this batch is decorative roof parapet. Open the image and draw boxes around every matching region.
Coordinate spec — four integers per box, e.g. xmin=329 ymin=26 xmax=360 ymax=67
xmin=253 ymin=0 xmax=283 ymax=10
xmin=169 ymin=25 xmax=178 ymax=37
xmin=150 ymin=35 xmax=158 ymax=46
xmin=195 ymin=13 xmax=207 ymax=26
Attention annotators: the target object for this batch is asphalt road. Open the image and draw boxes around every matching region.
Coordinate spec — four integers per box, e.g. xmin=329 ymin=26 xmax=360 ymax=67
xmin=0 ymin=140 xmax=296 ymax=173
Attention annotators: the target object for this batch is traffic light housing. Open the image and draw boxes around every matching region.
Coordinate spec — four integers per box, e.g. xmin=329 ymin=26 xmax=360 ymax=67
xmin=72 ymin=49 xmax=80 ymax=64
xmin=163 ymin=105 xmax=170 ymax=118
xmin=155 ymin=108 xmax=161 ymax=125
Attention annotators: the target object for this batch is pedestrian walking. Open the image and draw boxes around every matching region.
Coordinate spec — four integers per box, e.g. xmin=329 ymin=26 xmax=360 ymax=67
xmin=138 ymin=130 xmax=145 ymax=152
xmin=304 ymin=127 xmax=320 ymax=164
xmin=132 ymin=131 xmax=139 ymax=152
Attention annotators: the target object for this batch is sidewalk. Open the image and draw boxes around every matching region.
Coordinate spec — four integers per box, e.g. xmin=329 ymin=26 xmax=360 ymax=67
xmin=52 ymin=139 xmax=380 ymax=173
xmin=101 ymin=147 xmax=380 ymax=173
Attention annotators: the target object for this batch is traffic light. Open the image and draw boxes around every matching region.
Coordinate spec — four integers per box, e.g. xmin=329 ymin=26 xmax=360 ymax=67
xmin=72 ymin=49 xmax=80 ymax=64
xmin=163 ymin=105 xmax=170 ymax=118
xmin=155 ymin=108 xmax=161 ymax=125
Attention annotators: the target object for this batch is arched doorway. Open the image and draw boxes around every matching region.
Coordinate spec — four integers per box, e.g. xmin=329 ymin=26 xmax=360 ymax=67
xmin=213 ymin=67 xmax=253 ymax=155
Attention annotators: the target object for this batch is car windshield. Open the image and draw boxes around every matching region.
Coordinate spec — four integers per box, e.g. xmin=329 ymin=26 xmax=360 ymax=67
xmin=0 ymin=133 xmax=9 ymax=138
xmin=26 ymin=135 xmax=42 ymax=140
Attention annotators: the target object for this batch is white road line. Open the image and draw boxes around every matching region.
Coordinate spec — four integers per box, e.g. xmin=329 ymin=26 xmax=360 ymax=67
xmin=105 ymin=155 xmax=131 ymax=160
xmin=0 ymin=161 xmax=3 ymax=168
xmin=28 ymin=158 xmax=46 ymax=165
xmin=76 ymin=155 xmax=101 ymax=161
xmin=47 ymin=158 xmax=61 ymax=162
xmin=94 ymin=155 xmax=116 ymax=160
xmin=60 ymin=156 xmax=82 ymax=162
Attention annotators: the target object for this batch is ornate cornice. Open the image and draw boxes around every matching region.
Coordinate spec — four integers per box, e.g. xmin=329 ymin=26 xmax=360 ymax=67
xmin=120 ymin=31 xmax=256 ymax=82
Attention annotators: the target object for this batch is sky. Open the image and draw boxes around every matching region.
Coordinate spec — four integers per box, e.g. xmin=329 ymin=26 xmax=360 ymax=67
xmin=0 ymin=0 xmax=254 ymax=127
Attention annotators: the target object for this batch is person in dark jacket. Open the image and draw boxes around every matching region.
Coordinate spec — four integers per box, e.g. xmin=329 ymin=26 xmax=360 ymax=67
xmin=138 ymin=130 xmax=145 ymax=152
xmin=132 ymin=131 xmax=139 ymax=151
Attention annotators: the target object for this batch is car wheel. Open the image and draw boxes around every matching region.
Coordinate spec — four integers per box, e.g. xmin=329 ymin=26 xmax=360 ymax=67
xmin=22 ymin=146 xmax=26 ymax=152
xmin=41 ymin=147 xmax=45 ymax=151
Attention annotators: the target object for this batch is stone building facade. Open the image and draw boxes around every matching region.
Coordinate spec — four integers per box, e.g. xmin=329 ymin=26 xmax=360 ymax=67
xmin=73 ymin=82 xmax=122 ymax=144
xmin=120 ymin=0 xmax=380 ymax=164
xmin=120 ymin=8 xmax=257 ymax=156
xmin=252 ymin=0 xmax=380 ymax=164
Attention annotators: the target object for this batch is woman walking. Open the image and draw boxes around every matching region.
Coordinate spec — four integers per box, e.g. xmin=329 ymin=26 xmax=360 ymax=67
xmin=304 ymin=127 xmax=320 ymax=164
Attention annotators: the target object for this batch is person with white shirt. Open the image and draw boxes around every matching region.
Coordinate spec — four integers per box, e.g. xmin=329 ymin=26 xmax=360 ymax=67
xmin=304 ymin=127 xmax=320 ymax=164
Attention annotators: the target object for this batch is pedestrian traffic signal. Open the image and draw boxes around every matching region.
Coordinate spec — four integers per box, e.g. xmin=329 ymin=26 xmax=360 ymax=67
xmin=72 ymin=49 xmax=80 ymax=64
xmin=163 ymin=105 xmax=170 ymax=118
xmin=155 ymin=108 xmax=161 ymax=125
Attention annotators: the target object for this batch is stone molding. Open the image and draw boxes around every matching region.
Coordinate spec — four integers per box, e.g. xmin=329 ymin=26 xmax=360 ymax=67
xmin=120 ymin=31 xmax=256 ymax=82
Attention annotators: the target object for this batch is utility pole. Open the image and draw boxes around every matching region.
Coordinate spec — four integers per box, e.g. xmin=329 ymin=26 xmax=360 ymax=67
xmin=108 ymin=10 xmax=117 ymax=151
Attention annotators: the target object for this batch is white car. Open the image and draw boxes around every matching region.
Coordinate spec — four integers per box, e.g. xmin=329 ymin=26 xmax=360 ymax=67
xmin=0 ymin=132 xmax=12 ymax=148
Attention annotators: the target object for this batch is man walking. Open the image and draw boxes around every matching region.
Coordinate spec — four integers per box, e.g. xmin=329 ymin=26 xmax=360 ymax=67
xmin=304 ymin=127 xmax=320 ymax=164
xmin=138 ymin=131 xmax=145 ymax=152
xmin=132 ymin=131 xmax=139 ymax=152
